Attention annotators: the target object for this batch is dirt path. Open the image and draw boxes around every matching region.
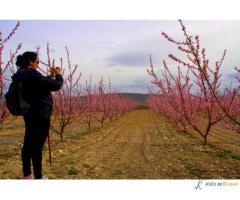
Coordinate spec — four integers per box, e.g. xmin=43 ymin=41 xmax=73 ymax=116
xmin=0 ymin=109 xmax=240 ymax=179
xmin=45 ymin=109 xmax=240 ymax=179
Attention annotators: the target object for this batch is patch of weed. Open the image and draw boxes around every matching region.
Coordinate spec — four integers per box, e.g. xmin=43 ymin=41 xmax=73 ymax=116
xmin=68 ymin=167 xmax=79 ymax=175
xmin=82 ymin=163 xmax=92 ymax=168
xmin=187 ymin=166 xmax=201 ymax=177
xmin=112 ymin=169 xmax=124 ymax=176
xmin=215 ymin=150 xmax=232 ymax=160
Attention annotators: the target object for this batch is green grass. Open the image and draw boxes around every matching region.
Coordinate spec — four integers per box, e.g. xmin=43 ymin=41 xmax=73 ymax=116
xmin=187 ymin=166 xmax=201 ymax=177
xmin=214 ymin=149 xmax=240 ymax=161
xmin=112 ymin=169 xmax=124 ymax=176
xmin=215 ymin=150 xmax=233 ymax=160
xmin=67 ymin=167 xmax=79 ymax=175
xmin=82 ymin=163 xmax=92 ymax=168
xmin=231 ymin=154 xmax=240 ymax=160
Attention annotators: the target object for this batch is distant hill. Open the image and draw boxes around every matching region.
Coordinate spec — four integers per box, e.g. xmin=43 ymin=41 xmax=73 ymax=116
xmin=0 ymin=92 xmax=149 ymax=108
xmin=119 ymin=93 xmax=149 ymax=106
xmin=76 ymin=93 xmax=149 ymax=107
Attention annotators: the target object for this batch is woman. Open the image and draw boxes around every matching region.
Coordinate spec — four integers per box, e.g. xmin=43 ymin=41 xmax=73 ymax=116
xmin=12 ymin=51 xmax=63 ymax=179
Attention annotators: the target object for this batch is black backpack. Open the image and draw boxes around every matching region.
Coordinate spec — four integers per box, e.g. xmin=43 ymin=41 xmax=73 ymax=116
xmin=5 ymin=81 xmax=31 ymax=116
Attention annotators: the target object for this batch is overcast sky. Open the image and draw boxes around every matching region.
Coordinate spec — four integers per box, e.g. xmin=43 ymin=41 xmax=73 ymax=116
xmin=1 ymin=20 xmax=240 ymax=93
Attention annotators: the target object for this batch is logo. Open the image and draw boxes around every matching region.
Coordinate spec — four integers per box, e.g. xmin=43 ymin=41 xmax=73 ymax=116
xmin=194 ymin=180 xmax=238 ymax=190
xmin=195 ymin=180 xmax=202 ymax=190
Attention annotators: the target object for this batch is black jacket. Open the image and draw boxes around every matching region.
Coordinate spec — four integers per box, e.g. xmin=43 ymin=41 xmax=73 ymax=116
xmin=11 ymin=68 xmax=63 ymax=119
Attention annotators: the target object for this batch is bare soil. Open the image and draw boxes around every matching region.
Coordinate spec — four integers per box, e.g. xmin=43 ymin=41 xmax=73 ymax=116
xmin=0 ymin=109 xmax=239 ymax=179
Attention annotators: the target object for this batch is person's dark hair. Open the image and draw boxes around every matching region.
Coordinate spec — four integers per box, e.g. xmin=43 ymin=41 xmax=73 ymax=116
xmin=16 ymin=51 xmax=38 ymax=69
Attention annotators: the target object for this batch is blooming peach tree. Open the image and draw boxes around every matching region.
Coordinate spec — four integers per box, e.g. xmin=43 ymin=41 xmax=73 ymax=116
xmin=147 ymin=20 xmax=239 ymax=144
xmin=0 ymin=21 xmax=21 ymax=129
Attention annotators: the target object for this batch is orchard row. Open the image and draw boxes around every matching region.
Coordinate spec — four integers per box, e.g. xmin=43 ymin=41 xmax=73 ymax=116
xmin=147 ymin=20 xmax=240 ymax=145
xmin=0 ymin=22 xmax=136 ymax=143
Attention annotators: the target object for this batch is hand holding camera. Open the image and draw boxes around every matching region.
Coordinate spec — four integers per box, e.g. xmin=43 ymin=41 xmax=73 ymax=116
xmin=50 ymin=67 xmax=62 ymax=77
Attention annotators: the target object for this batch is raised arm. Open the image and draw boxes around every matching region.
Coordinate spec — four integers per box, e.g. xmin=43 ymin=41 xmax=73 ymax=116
xmin=32 ymin=71 xmax=64 ymax=92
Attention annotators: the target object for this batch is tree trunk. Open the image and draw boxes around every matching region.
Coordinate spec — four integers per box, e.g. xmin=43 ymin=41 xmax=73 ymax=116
xmin=88 ymin=123 xmax=91 ymax=133
xmin=60 ymin=134 xmax=64 ymax=143
xmin=203 ymin=135 xmax=208 ymax=145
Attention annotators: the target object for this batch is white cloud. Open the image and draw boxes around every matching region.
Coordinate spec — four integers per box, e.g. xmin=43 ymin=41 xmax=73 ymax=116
xmin=1 ymin=20 xmax=240 ymax=93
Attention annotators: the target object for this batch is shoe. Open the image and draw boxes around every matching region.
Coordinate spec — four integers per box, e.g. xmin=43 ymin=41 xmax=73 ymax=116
xmin=22 ymin=175 xmax=33 ymax=180
xmin=41 ymin=176 xmax=48 ymax=180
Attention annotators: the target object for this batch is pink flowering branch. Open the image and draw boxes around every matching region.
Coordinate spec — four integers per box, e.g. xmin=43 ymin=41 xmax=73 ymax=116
xmin=148 ymin=20 xmax=240 ymax=144
xmin=0 ymin=21 xmax=21 ymax=129
xmin=148 ymin=47 xmax=224 ymax=145
xmin=40 ymin=44 xmax=82 ymax=142
xmin=81 ymin=76 xmax=98 ymax=132
xmin=94 ymin=77 xmax=111 ymax=127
